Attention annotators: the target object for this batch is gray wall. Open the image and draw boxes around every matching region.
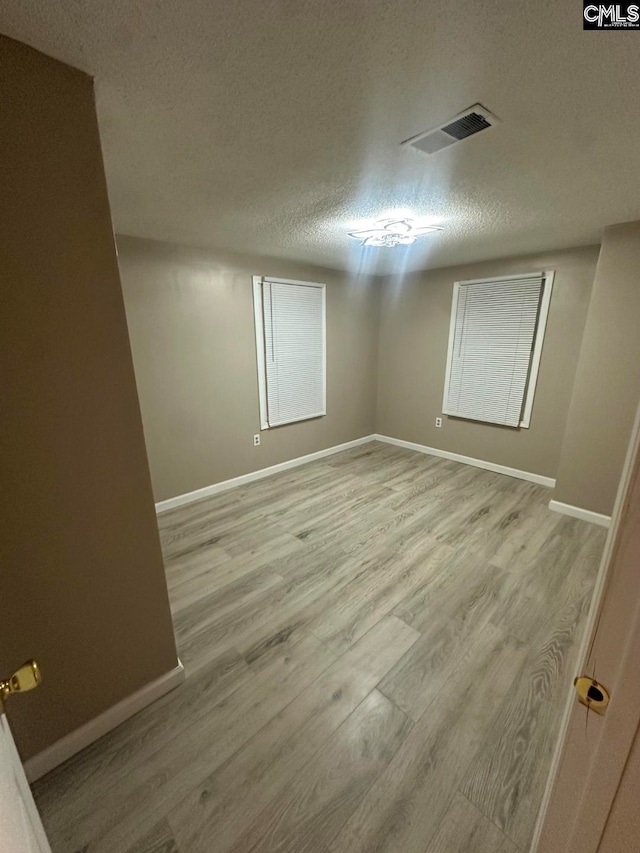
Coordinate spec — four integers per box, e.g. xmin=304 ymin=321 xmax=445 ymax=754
xmin=376 ymin=247 xmax=599 ymax=479
xmin=0 ymin=38 xmax=178 ymax=760
xmin=118 ymin=229 xmax=640 ymax=518
xmin=554 ymin=221 xmax=640 ymax=516
xmin=117 ymin=236 xmax=380 ymax=503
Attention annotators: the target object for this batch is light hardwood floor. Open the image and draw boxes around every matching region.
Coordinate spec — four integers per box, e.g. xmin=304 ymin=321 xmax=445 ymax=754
xmin=32 ymin=441 xmax=606 ymax=853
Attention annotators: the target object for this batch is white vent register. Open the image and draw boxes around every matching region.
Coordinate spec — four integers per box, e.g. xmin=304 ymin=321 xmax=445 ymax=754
xmin=443 ymin=271 xmax=554 ymax=429
xmin=402 ymin=103 xmax=499 ymax=156
xmin=253 ymin=276 xmax=326 ymax=429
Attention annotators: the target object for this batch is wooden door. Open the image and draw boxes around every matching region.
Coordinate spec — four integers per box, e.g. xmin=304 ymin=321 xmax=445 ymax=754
xmin=533 ymin=404 xmax=640 ymax=852
xmin=0 ymin=710 xmax=51 ymax=853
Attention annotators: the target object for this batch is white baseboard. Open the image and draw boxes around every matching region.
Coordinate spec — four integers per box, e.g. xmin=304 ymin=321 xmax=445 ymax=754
xmin=24 ymin=660 xmax=185 ymax=782
xmin=548 ymin=499 xmax=611 ymax=528
xmin=156 ymin=432 xmax=557 ymax=513
xmin=155 ymin=435 xmax=377 ymax=513
xmin=374 ymin=434 xmax=556 ymax=488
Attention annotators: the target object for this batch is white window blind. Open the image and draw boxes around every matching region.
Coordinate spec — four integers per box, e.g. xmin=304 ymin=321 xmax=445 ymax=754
xmin=443 ymin=272 xmax=553 ymax=428
xmin=253 ymin=277 xmax=326 ymax=429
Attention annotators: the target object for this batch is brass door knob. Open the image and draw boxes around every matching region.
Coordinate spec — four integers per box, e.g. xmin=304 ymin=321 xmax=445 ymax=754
xmin=574 ymin=675 xmax=609 ymax=715
xmin=0 ymin=660 xmax=42 ymax=709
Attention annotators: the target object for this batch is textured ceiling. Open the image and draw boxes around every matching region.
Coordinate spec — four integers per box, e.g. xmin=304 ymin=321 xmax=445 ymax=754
xmin=2 ymin=1 xmax=640 ymax=274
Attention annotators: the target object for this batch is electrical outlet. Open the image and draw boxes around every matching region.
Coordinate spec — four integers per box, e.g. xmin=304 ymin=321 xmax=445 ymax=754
xmin=253 ymin=434 xmax=260 ymax=446
xmin=435 ymin=417 xmax=443 ymax=428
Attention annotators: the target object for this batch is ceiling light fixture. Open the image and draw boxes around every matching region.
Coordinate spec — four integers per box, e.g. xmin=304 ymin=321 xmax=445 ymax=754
xmin=348 ymin=218 xmax=443 ymax=248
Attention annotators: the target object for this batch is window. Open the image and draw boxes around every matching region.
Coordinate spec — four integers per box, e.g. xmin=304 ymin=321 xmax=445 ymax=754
xmin=253 ymin=276 xmax=326 ymax=429
xmin=443 ymin=271 xmax=554 ymax=428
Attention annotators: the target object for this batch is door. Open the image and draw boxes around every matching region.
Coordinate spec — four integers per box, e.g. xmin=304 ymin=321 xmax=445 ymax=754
xmin=0 ymin=664 xmax=51 ymax=853
xmin=533 ymin=402 xmax=640 ymax=852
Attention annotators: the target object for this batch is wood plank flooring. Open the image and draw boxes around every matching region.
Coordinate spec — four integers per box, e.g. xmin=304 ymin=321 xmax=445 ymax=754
xmin=31 ymin=441 xmax=606 ymax=853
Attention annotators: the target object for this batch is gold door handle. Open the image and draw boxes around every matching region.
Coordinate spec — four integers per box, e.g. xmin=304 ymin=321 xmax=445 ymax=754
xmin=0 ymin=660 xmax=42 ymax=710
xmin=574 ymin=675 xmax=610 ymax=715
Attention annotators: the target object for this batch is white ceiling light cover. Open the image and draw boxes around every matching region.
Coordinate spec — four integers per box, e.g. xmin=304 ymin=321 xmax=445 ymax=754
xmin=348 ymin=218 xmax=443 ymax=248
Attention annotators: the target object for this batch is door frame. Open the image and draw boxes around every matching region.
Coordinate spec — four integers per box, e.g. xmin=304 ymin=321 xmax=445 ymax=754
xmin=532 ymin=400 xmax=640 ymax=851
xmin=0 ymin=710 xmax=52 ymax=852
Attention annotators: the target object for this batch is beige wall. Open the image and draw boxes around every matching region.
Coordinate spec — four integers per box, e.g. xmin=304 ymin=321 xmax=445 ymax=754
xmin=117 ymin=236 xmax=380 ymax=502
xmin=376 ymin=247 xmax=598 ymax=479
xmin=554 ymin=221 xmax=640 ymax=516
xmin=0 ymin=38 xmax=178 ymax=760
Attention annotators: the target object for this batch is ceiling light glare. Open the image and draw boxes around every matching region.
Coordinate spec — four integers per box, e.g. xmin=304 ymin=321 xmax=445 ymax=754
xmin=348 ymin=218 xmax=443 ymax=248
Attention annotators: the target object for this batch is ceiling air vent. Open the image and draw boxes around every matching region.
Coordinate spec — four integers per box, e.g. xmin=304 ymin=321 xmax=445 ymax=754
xmin=402 ymin=104 xmax=499 ymax=156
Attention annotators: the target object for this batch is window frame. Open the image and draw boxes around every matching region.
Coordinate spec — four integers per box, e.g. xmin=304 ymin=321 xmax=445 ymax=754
xmin=442 ymin=270 xmax=555 ymax=429
xmin=252 ymin=275 xmax=327 ymax=430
